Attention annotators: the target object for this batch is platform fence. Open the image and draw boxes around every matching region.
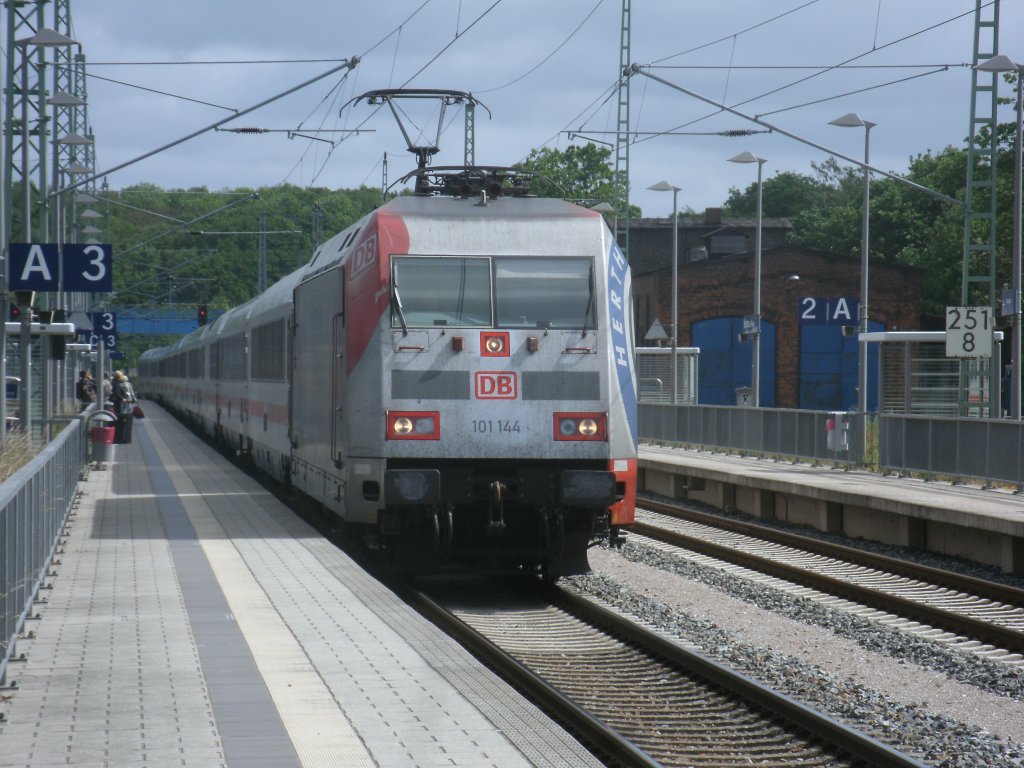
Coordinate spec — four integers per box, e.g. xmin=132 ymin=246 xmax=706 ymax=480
xmin=0 ymin=419 xmax=87 ymax=686
xmin=639 ymin=403 xmax=1024 ymax=488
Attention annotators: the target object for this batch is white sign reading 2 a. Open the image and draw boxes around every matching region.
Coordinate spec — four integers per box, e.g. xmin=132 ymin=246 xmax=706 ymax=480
xmin=945 ymin=306 xmax=993 ymax=358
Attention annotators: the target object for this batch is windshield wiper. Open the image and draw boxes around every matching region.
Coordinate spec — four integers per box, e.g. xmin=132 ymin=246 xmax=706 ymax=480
xmin=581 ymin=266 xmax=595 ymax=337
xmin=392 ymin=276 xmax=408 ymax=336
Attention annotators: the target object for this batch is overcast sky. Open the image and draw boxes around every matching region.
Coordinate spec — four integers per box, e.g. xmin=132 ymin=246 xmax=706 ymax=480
xmin=61 ymin=0 xmax=1024 ymax=217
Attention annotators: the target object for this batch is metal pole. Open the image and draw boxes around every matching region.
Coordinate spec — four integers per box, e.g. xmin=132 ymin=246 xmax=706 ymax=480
xmin=752 ymin=159 xmax=764 ymax=407
xmin=19 ymin=50 xmax=32 ymax=438
xmin=1012 ymin=72 xmax=1023 ymax=419
xmin=670 ymin=188 xmax=678 ymax=405
xmin=859 ymin=124 xmax=872 ymax=424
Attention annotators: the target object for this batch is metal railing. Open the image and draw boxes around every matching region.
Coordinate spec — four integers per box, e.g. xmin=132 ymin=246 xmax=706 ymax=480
xmin=878 ymin=414 xmax=1024 ymax=488
xmin=1 ymin=419 xmax=87 ymax=686
xmin=639 ymin=403 xmax=864 ymax=466
xmin=639 ymin=403 xmax=1024 ymax=487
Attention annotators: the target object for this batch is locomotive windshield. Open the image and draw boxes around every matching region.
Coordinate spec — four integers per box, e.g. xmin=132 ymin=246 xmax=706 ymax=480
xmin=391 ymin=256 xmax=595 ymax=330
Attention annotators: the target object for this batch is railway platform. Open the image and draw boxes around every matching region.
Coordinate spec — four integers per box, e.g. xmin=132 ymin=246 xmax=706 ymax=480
xmin=0 ymin=404 xmax=601 ymax=768
xmin=639 ymin=443 xmax=1024 ymax=575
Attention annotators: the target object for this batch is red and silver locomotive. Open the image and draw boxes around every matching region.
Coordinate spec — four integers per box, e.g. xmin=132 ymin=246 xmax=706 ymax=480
xmin=140 ymin=168 xmax=637 ymax=577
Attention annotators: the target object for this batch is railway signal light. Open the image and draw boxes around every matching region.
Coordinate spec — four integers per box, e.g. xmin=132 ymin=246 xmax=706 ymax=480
xmin=197 ymin=304 xmax=208 ymax=325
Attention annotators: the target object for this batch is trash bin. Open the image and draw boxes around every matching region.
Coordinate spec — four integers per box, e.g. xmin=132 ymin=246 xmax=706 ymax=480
xmin=87 ymin=410 xmax=118 ymax=465
xmin=90 ymin=424 xmax=115 ymax=463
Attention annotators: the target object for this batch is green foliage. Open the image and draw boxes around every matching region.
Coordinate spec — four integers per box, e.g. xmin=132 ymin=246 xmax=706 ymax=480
xmin=724 ymin=143 xmax=1017 ymax=319
xmin=104 ymin=183 xmax=381 ymax=368
xmin=515 ymin=144 xmax=640 ymax=219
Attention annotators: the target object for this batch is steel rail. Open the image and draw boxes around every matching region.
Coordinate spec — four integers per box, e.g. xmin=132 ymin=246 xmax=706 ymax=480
xmin=405 ymin=580 xmax=928 ymax=768
xmin=553 ymin=585 xmax=929 ymax=768
xmin=640 ymin=496 xmax=1024 ymax=605
xmin=632 ymin=499 xmax=1024 ymax=654
xmin=399 ymin=584 xmax=662 ymax=768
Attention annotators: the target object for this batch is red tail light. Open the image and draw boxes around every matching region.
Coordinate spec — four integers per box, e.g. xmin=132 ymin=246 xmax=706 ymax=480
xmin=553 ymin=412 xmax=607 ymax=441
xmin=386 ymin=411 xmax=440 ymax=440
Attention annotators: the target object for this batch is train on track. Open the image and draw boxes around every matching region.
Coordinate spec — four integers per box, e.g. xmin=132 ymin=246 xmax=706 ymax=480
xmin=139 ymin=167 xmax=637 ymax=577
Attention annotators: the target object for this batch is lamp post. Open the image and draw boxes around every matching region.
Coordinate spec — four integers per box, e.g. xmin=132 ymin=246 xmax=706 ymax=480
xmin=976 ymin=55 xmax=1023 ymax=419
xmin=729 ymin=151 xmax=767 ymax=407
xmin=648 ymin=181 xmax=681 ymax=403
xmin=830 ymin=113 xmax=876 ymax=427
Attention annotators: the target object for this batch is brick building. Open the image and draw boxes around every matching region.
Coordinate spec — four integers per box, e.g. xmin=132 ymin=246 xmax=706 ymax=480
xmin=628 ymin=210 xmax=923 ymax=410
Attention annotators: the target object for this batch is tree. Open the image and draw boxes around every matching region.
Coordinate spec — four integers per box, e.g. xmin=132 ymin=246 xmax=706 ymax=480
xmin=515 ymin=144 xmax=640 ymax=218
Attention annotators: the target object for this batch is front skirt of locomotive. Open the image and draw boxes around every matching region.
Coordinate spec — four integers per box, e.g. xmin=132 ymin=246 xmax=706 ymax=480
xmin=380 ymin=459 xmax=619 ymax=577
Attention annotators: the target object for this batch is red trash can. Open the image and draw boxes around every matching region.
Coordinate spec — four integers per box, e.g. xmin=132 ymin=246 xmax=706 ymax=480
xmin=90 ymin=424 xmax=115 ymax=463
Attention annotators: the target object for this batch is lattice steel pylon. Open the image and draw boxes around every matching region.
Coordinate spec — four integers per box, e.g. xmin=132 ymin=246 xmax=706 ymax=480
xmin=3 ymin=0 xmax=51 ymax=246
xmin=960 ymin=0 xmax=1002 ymax=416
xmin=464 ymin=100 xmax=475 ymax=166
xmin=613 ymin=0 xmax=631 ymax=258
xmin=51 ymin=0 xmax=95 ymax=319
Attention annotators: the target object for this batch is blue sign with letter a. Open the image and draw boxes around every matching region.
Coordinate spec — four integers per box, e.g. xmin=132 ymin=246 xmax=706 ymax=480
xmin=9 ymin=243 xmax=58 ymax=291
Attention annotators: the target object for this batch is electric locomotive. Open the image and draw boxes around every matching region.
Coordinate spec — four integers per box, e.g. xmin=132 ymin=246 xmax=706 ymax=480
xmin=140 ymin=168 xmax=637 ymax=577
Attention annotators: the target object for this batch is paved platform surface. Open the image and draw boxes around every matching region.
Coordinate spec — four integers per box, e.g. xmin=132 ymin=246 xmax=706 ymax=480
xmin=0 ymin=404 xmax=601 ymax=768
xmin=640 ymin=443 xmax=1024 ymax=536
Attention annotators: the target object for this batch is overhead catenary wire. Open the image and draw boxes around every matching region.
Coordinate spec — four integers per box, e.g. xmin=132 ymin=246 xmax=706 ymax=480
xmin=55 ymin=59 xmax=361 ymax=197
xmin=475 ymin=0 xmax=606 ymax=95
xmin=620 ymin=2 xmax=988 ymax=153
xmin=305 ymin=0 xmax=505 ymax=186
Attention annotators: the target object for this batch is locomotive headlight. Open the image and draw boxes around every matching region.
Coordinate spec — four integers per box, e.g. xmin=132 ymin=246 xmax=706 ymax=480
xmin=387 ymin=411 xmax=440 ymax=440
xmin=559 ymin=418 xmax=578 ymax=437
xmin=480 ymin=331 xmax=510 ymax=357
xmin=553 ymin=412 xmax=607 ymax=441
xmin=413 ymin=416 xmax=436 ymax=435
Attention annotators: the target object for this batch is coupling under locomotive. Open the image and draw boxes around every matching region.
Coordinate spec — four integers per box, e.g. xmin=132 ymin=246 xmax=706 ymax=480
xmin=140 ymin=170 xmax=637 ymax=577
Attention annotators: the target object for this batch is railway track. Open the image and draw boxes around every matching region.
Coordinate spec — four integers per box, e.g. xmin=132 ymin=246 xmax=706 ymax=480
xmin=403 ymin=579 xmax=928 ymax=768
xmin=631 ymin=497 xmax=1024 ymax=663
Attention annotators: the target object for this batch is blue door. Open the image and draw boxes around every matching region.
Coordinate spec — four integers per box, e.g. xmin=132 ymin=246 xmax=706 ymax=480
xmin=692 ymin=317 xmax=776 ymax=406
xmin=799 ymin=322 xmax=882 ymax=411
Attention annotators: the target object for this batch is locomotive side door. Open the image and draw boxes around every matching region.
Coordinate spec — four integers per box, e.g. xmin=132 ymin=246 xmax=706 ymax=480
xmin=331 ymin=311 xmax=346 ymax=468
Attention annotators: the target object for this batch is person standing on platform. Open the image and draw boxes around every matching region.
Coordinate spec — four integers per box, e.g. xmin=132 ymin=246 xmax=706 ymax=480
xmin=102 ymin=373 xmax=113 ymax=409
xmin=75 ymin=370 xmax=97 ymax=412
xmin=111 ymin=370 xmax=138 ymax=444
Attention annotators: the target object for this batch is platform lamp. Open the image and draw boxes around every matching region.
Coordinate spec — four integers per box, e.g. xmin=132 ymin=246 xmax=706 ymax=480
xmin=647 ymin=181 xmax=681 ymax=403
xmin=830 ymin=112 xmax=875 ymax=454
xmin=728 ymin=151 xmax=767 ymax=407
xmin=976 ymin=55 xmax=1023 ymax=419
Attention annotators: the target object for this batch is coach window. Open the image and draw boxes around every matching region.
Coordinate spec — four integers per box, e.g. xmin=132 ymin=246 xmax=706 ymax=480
xmin=495 ymin=257 xmax=594 ymax=330
xmin=391 ymin=256 xmax=492 ymax=327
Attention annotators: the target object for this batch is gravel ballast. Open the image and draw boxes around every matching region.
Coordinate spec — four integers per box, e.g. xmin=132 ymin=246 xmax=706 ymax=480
xmin=567 ymin=541 xmax=1024 ymax=768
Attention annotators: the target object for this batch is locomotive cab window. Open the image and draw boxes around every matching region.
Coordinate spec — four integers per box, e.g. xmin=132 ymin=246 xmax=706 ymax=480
xmin=495 ymin=257 xmax=594 ymax=330
xmin=392 ymin=256 xmax=492 ymax=328
xmin=391 ymin=255 xmax=595 ymax=330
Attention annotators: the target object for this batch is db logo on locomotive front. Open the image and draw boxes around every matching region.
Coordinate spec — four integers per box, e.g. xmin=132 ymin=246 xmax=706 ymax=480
xmin=475 ymin=371 xmax=517 ymax=400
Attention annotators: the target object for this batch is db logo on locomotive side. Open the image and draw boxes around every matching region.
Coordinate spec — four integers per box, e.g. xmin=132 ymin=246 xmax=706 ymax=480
xmin=349 ymin=234 xmax=378 ymax=279
xmin=474 ymin=371 xmax=518 ymax=400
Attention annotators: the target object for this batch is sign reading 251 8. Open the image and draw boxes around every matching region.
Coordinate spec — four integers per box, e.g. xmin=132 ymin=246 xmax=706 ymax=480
xmin=8 ymin=242 xmax=113 ymax=292
xmin=945 ymin=306 xmax=993 ymax=358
